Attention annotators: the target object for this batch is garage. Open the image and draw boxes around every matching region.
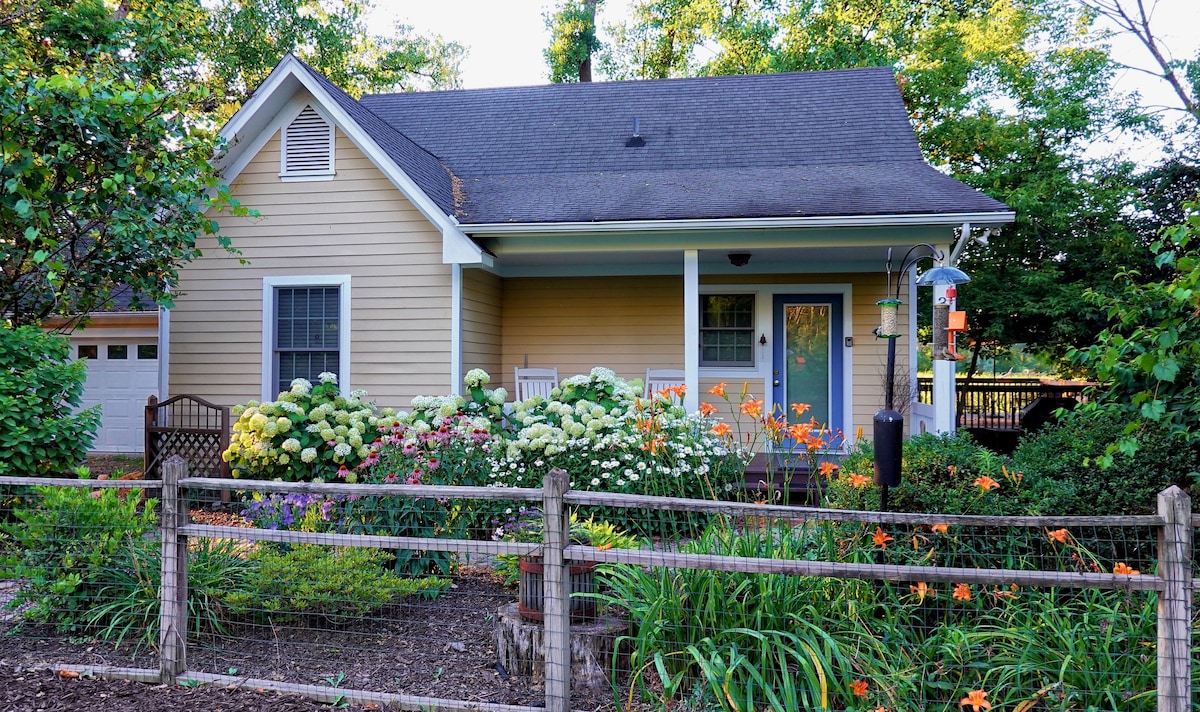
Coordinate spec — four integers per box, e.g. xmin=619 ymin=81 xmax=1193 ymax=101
xmin=73 ymin=339 xmax=160 ymax=454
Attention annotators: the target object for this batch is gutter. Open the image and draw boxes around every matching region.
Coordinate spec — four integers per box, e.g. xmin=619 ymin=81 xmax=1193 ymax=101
xmin=461 ymin=211 xmax=1016 ymax=235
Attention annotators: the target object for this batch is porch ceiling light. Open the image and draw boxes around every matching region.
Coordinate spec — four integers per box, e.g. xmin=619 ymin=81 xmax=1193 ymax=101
xmin=728 ymin=252 xmax=751 ymax=267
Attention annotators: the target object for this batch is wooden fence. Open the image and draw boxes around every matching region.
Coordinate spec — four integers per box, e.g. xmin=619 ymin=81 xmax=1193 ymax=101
xmin=916 ymin=377 xmax=1091 ymax=431
xmin=1 ymin=459 xmax=1195 ymax=712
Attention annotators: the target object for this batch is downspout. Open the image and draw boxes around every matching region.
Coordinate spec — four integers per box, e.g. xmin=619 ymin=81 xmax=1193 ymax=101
xmin=450 ymin=263 xmax=463 ymax=395
xmin=683 ymin=250 xmax=699 ymax=413
xmin=157 ymin=302 xmax=170 ymax=401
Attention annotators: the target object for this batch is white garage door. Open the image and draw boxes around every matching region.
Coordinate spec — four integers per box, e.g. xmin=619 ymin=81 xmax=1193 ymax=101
xmin=75 ymin=342 xmax=159 ymax=453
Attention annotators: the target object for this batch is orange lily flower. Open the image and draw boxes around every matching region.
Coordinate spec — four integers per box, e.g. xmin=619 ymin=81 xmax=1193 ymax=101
xmin=739 ymin=398 xmax=764 ymax=420
xmin=699 ymin=401 xmax=717 ymax=417
xmin=849 ymin=679 xmax=869 ymax=697
xmin=1047 ymin=528 xmax=1070 ymax=544
xmin=708 ymin=382 xmax=727 ymax=397
xmin=973 ymin=475 xmax=1000 ymax=492
xmin=931 ymin=523 xmax=950 ymax=535
xmin=910 ymin=581 xmax=933 ymax=601
xmin=1113 ymin=562 xmax=1140 ymax=575
xmin=710 ymin=422 xmax=732 ymax=438
xmin=953 ymin=583 xmax=971 ymax=602
xmin=960 ymin=689 xmax=991 ymax=711
xmin=790 ymin=402 xmax=812 ymax=418
xmin=848 ymin=473 xmax=871 ymax=488
xmin=818 ymin=461 xmax=838 ymax=477
xmin=872 ymin=526 xmax=893 ymax=549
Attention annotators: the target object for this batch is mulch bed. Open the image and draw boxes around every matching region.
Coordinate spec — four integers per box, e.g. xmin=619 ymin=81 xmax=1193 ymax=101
xmin=0 ymin=571 xmax=631 ymax=711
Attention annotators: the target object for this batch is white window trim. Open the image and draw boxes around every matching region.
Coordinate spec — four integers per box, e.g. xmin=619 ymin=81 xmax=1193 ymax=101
xmin=262 ymin=275 xmax=352 ymax=402
xmin=279 ymin=104 xmax=336 ymax=180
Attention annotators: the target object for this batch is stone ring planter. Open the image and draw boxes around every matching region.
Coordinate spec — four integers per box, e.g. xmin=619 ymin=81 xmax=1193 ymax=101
xmin=517 ymin=556 xmax=597 ymax=622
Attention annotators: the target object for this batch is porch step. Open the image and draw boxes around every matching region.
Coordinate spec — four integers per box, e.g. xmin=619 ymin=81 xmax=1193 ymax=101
xmin=740 ymin=454 xmax=815 ymax=505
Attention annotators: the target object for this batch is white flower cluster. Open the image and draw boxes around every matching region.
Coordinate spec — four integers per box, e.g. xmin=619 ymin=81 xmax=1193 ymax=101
xmin=463 ymin=368 xmax=491 ymax=389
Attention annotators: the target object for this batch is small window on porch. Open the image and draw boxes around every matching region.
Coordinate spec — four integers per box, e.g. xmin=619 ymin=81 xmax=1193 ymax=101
xmin=700 ymin=294 xmax=755 ymax=366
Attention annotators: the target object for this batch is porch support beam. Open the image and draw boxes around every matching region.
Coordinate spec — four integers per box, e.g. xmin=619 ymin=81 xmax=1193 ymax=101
xmin=683 ymin=250 xmax=699 ymax=413
xmin=932 ymin=232 xmax=960 ymax=434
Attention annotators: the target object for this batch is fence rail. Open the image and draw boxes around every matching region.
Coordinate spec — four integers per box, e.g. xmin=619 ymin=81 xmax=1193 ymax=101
xmin=0 ymin=459 xmax=1193 ymax=712
xmin=915 ymin=377 xmax=1091 ymax=431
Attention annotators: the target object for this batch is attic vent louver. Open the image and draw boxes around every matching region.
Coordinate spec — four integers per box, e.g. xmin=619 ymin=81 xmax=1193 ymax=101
xmin=281 ymin=105 xmax=335 ymax=178
xmin=626 ymin=117 xmax=645 ymax=148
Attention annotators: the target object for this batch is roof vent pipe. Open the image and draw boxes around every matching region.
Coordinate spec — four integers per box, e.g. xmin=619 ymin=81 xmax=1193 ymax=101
xmin=626 ymin=118 xmax=646 ymax=147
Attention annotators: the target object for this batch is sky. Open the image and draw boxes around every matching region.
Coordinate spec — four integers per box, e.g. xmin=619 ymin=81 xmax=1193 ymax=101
xmin=374 ymin=0 xmax=1199 ymax=159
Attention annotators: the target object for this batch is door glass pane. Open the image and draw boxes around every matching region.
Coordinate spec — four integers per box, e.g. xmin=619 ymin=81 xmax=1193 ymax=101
xmin=783 ymin=304 xmax=830 ymax=426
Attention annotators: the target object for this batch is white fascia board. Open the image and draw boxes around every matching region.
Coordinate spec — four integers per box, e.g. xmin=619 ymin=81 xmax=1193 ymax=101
xmin=463 ymin=211 xmax=1016 ymax=235
xmin=217 ymin=55 xmax=486 ymax=267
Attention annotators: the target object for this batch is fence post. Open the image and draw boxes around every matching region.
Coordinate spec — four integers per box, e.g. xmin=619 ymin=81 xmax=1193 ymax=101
xmin=159 ymin=456 xmax=189 ymax=684
xmin=542 ymin=468 xmax=571 ymax=712
xmin=1157 ymin=485 xmax=1192 ymax=712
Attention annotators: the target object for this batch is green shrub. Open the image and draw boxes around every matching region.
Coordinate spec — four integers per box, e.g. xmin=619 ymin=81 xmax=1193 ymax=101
xmin=1013 ymin=413 xmax=1199 ymax=515
xmin=0 ymin=326 xmax=99 ymax=476
xmin=1 ymin=484 xmax=156 ymax=633
xmin=222 ymin=544 xmax=449 ymax=624
xmin=492 ymin=513 xmax=642 ymax=585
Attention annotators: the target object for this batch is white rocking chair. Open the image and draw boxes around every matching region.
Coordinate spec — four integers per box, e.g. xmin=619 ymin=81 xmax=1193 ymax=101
xmin=643 ymin=368 xmax=686 ymax=398
xmin=514 ymin=367 xmax=559 ymax=402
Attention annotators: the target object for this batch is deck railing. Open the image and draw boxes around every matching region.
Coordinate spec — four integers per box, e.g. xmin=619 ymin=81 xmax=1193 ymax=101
xmin=916 ymin=377 xmax=1091 ymax=431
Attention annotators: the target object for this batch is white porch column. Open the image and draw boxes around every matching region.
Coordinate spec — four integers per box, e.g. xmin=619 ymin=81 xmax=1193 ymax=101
xmin=932 ymin=283 xmax=956 ymax=434
xmin=450 ymin=263 xmax=463 ymax=394
xmin=683 ymin=249 xmax=699 ymax=413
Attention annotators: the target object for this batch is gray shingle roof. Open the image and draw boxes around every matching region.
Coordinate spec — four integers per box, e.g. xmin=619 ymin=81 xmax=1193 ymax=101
xmin=331 ymin=66 xmax=1008 ymax=224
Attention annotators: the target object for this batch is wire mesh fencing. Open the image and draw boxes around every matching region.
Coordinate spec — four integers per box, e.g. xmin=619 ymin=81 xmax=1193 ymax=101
xmin=0 ymin=463 xmax=1194 ymax=712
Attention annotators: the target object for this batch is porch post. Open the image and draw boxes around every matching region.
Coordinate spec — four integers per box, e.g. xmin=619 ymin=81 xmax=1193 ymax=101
xmin=683 ymin=249 xmax=699 ymax=413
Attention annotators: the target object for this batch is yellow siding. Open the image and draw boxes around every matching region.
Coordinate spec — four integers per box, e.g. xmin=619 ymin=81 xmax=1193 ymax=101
xmin=171 ymin=130 xmax=450 ymax=410
xmin=499 ymin=276 xmax=683 ymax=393
xmin=463 ymin=268 xmax=502 ymax=379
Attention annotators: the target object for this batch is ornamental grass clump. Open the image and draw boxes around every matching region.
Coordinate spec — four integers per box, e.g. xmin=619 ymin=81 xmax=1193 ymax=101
xmin=223 ymin=372 xmax=398 ymax=481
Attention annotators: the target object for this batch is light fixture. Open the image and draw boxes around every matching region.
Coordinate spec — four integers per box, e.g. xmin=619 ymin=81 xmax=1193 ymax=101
xmin=728 ymin=252 xmax=751 ymax=267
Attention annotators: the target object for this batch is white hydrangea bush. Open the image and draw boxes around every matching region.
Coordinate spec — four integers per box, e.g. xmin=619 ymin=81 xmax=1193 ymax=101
xmin=223 ymin=373 xmax=398 ymax=482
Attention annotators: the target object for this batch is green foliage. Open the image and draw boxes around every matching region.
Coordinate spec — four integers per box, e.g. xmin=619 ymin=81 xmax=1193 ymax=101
xmin=0 ymin=326 xmax=98 ymax=476
xmin=201 ymin=0 xmax=464 ymax=119
xmin=1 ymin=484 xmax=156 ymax=634
xmin=545 ymin=0 xmax=603 ymax=82
xmin=1069 ymin=200 xmax=1200 ymax=463
xmin=493 ymin=513 xmax=641 ymax=585
xmin=1014 ymin=414 xmax=1197 ymax=514
xmin=0 ymin=0 xmax=248 ymax=327
xmin=224 ymin=374 xmax=397 ymax=482
xmin=85 ymin=538 xmax=256 ymax=649
xmin=222 ymin=545 xmax=449 ymax=624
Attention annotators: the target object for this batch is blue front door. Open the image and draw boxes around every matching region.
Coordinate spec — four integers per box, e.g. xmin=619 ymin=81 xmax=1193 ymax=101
xmin=772 ymin=294 xmax=844 ymax=436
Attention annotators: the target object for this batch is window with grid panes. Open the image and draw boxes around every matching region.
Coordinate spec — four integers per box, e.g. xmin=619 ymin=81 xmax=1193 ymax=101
xmin=700 ymin=294 xmax=755 ymax=366
xmin=274 ymin=286 xmax=340 ymax=393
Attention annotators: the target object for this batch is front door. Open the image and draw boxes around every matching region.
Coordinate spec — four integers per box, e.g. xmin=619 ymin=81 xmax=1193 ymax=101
xmin=772 ymin=295 xmax=843 ymax=437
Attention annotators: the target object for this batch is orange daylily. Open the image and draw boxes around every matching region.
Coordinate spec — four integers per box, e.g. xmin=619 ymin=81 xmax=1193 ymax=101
xmin=739 ymin=398 xmax=764 ymax=420
xmin=848 ymin=472 xmax=871 ymax=488
xmin=709 ymin=382 xmax=728 ymax=397
xmin=790 ymin=402 xmax=812 ymax=418
xmin=1113 ymin=562 xmax=1140 ymax=575
xmin=699 ymin=401 xmax=717 ymax=417
xmin=973 ymin=476 xmax=1000 ymax=492
xmin=710 ymin=422 xmax=732 ymax=438
xmin=931 ymin=523 xmax=950 ymax=535
xmin=872 ymin=526 xmax=894 ymax=549
xmin=960 ymin=689 xmax=991 ymax=712
xmin=1047 ymin=528 xmax=1070 ymax=545
xmin=953 ymin=583 xmax=972 ymax=602
xmin=818 ymin=461 xmax=838 ymax=477
xmin=910 ymin=581 xmax=934 ymax=601
xmin=849 ymin=679 xmax=869 ymax=697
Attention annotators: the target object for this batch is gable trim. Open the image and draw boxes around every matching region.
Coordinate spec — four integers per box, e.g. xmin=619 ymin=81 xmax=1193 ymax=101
xmin=219 ymin=55 xmax=486 ymax=267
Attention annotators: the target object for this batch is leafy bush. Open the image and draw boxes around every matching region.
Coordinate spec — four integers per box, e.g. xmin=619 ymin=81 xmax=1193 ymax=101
xmin=224 ymin=373 xmax=398 ymax=482
xmin=1013 ymin=413 xmax=1199 ymax=515
xmin=0 ymin=326 xmax=99 ymax=476
xmin=492 ymin=512 xmax=642 ymax=585
xmin=222 ymin=544 xmax=449 ymax=624
xmin=1 ymin=483 xmax=156 ymax=633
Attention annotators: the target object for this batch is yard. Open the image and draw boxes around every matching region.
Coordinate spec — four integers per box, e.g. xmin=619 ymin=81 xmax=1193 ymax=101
xmin=1 ymin=368 xmax=1197 ymax=711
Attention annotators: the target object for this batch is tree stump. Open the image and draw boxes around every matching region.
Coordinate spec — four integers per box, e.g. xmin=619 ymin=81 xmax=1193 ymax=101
xmin=495 ymin=602 xmax=627 ymax=695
